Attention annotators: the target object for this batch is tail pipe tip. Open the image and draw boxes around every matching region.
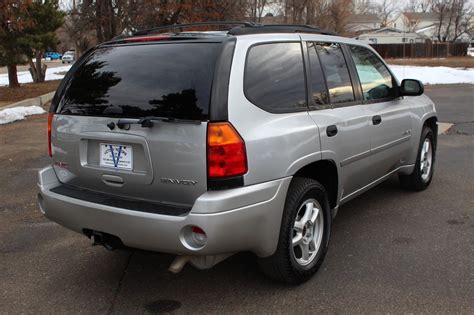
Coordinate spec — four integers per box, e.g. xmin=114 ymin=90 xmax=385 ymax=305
xmin=169 ymin=255 xmax=192 ymax=274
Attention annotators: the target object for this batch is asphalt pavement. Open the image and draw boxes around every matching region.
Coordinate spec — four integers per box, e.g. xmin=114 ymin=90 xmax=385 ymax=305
xmin=0 ymin=84 xmax=473 ymax=313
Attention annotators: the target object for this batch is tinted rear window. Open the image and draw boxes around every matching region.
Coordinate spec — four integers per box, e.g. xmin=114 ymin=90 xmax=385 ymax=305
xmin=315 ymin=43 xmax=354 ymax=104
xmin=58 ymin=43 xmax=220 ymax=120
xmin=244 ymin=42 xmax=307 ymax=113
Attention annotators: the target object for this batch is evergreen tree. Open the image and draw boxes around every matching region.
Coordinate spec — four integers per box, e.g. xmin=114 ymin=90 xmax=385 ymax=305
xmin=0 ymin=0 xmax=63 ymax=87
xmin=0 ymin=1 xmax=32 ymax=88
xmin=19 ymin=0 xmax=64 ymax=83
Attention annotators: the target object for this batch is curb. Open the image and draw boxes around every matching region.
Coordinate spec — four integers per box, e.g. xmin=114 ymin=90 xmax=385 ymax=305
xmin=2 ymin=91 xmax=55 ymax=110
xmin=438 ymin=122 xmax=454 ymax=135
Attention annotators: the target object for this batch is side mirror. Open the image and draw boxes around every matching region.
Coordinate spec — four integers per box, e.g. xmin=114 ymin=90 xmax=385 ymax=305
xmin=400 ymin=79 xmax=424 ymax=96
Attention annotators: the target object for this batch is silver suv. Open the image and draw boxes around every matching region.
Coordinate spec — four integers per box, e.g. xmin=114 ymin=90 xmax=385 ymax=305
xmin=38 ymin=23 xmax=437 ymax=284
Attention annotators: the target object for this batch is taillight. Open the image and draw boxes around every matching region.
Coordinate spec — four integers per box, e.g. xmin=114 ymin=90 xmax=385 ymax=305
xmin=47 ymin=113 xmax=54 ymax=157
xmin=207 ymin=122 xmax=247 ymax=178
xmin=123 ymin=35 xmax=171 ymax=43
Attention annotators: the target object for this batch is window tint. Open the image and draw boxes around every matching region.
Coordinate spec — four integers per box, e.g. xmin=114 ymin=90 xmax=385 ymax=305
xmin=349 ymin=45 xmax=396 ymax=101
xmin=307 ymin=42 xmax=329 ymax=107
xmin=315 ymin=42 xmax=354 ymax=104
xmin=244 ymin=42 xmax=306 ymax=112
xmin=59 ymin=43 xmax=220 ymax=120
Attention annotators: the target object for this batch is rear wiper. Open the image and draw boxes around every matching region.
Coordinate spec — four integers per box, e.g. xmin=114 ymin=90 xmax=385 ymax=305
xmin=116 ymin=116 xmax=201 ymax=129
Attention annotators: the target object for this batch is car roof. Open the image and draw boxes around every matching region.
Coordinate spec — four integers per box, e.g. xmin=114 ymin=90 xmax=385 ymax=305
xmin=104 ymin=22 xmax=373 ymax=52
xmin=107 ymin=22 xmax=338 ymax=44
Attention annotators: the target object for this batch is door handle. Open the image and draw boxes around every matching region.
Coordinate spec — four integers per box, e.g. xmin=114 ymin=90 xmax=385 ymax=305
xmin=327 ymin=125 xmax=338 ymax=137
xmin=102 ymin=174 xmax=124 ymax=187
xmin=372 ymin=115 xmax=382 ymax=125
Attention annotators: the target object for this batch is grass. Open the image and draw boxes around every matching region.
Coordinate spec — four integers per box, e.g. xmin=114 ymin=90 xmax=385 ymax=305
xmin=386 ymin=56 xmax=474 ymax=68
xmin=0 ymin=80 xmax=61 ymax=107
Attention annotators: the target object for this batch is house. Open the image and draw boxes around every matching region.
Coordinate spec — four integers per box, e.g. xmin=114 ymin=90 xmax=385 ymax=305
xmin=391 ymin=12 xmax=440 ymax=40
xmin=346 ymin=14 xmax=383 ymax=35
xmin=356 ymin=27 xmax=427 ymax=44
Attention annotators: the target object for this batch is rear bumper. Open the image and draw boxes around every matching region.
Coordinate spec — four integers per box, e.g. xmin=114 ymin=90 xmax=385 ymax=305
xmin=38 ymin=166 xmax=291 ymax=257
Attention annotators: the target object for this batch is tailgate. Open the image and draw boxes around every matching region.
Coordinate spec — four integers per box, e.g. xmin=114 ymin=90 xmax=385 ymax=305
xmin=50 ymin=42 xmax=221 ymax=207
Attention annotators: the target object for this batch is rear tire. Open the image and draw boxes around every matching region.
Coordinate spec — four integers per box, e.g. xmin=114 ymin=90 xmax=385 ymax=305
xmin=258 ymin=177 xmax=331 ymax=284
xmin=399 ymin=126 xmax=435 ymax=191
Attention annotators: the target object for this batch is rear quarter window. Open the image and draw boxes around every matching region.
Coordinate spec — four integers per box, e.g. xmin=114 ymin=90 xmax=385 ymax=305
xmin=58 ymin=43 xmax=220 ymax=120
xmin=315 ymin=42 xmax=355 ymax=104
xmin=244 ymin=42 xmax=307 ymax=113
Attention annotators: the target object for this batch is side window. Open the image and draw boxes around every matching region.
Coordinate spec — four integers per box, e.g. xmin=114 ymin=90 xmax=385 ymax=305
xmin=315 ymin=42 xmax=355 ymax=104
xmin=244 ymin=42 xmax=306 ymax=113
xmin=349 ymin=45 xmax=396 ymax=101
xmin=306 ymin=42 xmax=329 ymax=107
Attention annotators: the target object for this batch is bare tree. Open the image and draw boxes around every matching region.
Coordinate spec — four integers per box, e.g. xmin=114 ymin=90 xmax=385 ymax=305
xmin=431 ymin=0 xmax=472 ymax=42
xmin=405 ymin=0 xmax=431 ymax=12
xmin=451 ymin=0 xmax=473 ymax=41
xmin=373 ymin=0 xmax=396 ymax=27
xmin=329 ymin=0 xmax=352 ymax=34
xmin=277 ymin=0 xmax=351 ymax=33
xmin=248 ymin=0 xmax=268 ymax=22
xmin=353 ymin=0 xmax=374 ymax=14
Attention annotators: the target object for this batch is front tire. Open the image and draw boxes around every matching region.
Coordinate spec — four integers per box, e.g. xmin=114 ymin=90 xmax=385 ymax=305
xmin=399 ymin=126 xmax=435 ymax=191
xmin=258 ymin=177 xmax=331 ymax=284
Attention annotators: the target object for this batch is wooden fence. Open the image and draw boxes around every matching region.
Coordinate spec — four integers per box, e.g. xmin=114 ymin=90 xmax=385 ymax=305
xmin=370 ymin=42 xmax=469 ymax=59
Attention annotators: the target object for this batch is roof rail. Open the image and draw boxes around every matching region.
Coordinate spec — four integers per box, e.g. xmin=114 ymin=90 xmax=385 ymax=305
xmin=132 ymin=21 xmax=258 ymax=36
xmin=228 ymin=24 xmax=337 ymax=36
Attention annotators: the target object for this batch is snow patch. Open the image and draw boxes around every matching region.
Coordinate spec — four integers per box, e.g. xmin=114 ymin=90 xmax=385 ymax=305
xmin=389 ymin=65 xmax=474 ymax=85
xmin=0 ymin=106 xmax=46 ymax=124
xmin=0 ymin=65 xmax=72 ymax=86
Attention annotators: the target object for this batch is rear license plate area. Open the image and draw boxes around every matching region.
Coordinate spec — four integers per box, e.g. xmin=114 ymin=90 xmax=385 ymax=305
xmin=100 ymin=143 xmax=133 ymax=170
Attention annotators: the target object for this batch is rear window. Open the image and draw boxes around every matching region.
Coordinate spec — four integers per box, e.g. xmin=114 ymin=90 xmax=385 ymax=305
xmin=244 ymin=42 xmax=307 ymax=113
xmin=58 ymin=43 xmax=220 ymax=120
xmin=315 ymin=42 xmax=354 ymax=104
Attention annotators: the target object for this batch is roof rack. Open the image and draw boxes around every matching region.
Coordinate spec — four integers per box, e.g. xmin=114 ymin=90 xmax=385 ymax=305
xmin=132 ymin=21 xmax=258 ymax=36
xmin=228 ymin=24 xmax=337 ymax=36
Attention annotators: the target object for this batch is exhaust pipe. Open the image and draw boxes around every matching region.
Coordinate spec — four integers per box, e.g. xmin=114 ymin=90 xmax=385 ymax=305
xmin=169 ymin=254 xmax=235 ymax=273
xmin=83 ymin=229 xmax=124 ymax=251
xmin=169 ymin=255 xmax=192 ymax=274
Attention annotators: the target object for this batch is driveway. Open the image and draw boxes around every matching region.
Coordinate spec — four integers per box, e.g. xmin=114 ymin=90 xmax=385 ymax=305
xmin=0 ymin=84 xmax=473 ymax=313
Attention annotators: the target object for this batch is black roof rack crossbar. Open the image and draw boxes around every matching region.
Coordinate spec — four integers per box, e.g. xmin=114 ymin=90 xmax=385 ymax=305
xmin=228 ymin=24 xmax=337 ymax=36
xmin=133 ymin=21 xmax=258 ymax=36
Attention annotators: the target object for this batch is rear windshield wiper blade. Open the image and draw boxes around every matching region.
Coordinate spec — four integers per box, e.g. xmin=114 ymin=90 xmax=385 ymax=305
xmin=116 ymin=116 xmax=201 ymax=129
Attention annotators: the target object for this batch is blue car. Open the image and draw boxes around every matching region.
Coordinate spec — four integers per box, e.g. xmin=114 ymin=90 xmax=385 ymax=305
xmin=44 ymin=52 xmax=62 ymax=60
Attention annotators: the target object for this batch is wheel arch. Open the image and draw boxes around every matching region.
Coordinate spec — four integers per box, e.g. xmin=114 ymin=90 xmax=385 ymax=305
xmin=423 ymin=116 xmax=438 ymax=148
xmin=293 ymin=160 xmax=339 ymax=211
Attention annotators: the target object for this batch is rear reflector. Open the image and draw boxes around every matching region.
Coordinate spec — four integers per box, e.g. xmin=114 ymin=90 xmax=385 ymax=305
xmin=47 ymin=113 xmax=54 ymax=157
xmin=207 ymin=122 xmax=247 ymax=178
xmin=191 ymin=226 xmax=207 ymax=247
xmin=192 ymin=226 xmax=205 ymax=235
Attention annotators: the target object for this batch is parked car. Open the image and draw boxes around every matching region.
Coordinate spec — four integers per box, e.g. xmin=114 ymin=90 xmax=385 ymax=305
xmin=467 ymin=45 xmax=474 ymax=57
xmin=44 ymin=52 xmax=62 ymax=60
xmin=61 ymin=51 xmax=75 ymax=64
xmin=38 ymin=23 xmax=437 ymax=284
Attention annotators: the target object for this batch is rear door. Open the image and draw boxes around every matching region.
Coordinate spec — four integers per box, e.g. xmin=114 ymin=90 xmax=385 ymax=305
xmin=51 ymin=42 xmax=222 ymax=207
xmin=304 ymin=41 xmax=372 ymax=200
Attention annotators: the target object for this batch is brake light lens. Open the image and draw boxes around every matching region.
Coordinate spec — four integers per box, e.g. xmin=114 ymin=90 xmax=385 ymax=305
xmin=207 ymin=122 xmax=247 ymax=178
xmin=47 ymin=113 xmax=53 ymax=157
xmin=123 ymin=35 xmax=171 ymax=43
